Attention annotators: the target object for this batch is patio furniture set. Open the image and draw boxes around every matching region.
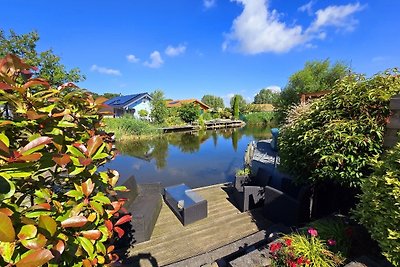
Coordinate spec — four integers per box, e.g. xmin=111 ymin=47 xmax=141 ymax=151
xmin=119 ymin=176 xmax=208 ymax=244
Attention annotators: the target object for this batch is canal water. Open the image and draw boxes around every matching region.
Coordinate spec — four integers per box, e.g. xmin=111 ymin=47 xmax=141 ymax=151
xmin=104 ymin=126 xmax=271 ymax=189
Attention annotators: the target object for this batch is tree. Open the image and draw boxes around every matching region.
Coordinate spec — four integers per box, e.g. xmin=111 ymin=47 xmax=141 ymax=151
xmin=232 ymin=95 xmax=239 ymax=119
xmin=230 ymin=94 xmax=247 ymax=113
xmin=150 ymin=90 xmax=168 ymax=124
xmin=201 ymin=95 xmax=224 ymax=109
xmin=0 ymin=29 xmax=85 ymax=86
xmin=275 ymin=59 xmax=349 ymax=122
xmin=103 ymin=92 xmax=121 ymax=99
xmin=178 ymin=103 xmax=200 ymax=123
xmin=254 ymin=88 xmax=280 ymax=104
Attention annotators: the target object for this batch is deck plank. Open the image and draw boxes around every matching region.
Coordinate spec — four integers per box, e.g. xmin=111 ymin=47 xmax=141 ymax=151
xmin=127 ymin=184 xmax=270 ymax=266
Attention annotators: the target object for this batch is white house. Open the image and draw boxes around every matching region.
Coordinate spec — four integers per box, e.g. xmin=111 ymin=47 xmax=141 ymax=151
xmin=104 ymin=93 xmax=152 ymax=119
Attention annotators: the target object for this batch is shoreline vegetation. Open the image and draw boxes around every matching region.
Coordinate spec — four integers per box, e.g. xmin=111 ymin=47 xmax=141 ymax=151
xmin=103 ymin=111 xmax=276 ymax=142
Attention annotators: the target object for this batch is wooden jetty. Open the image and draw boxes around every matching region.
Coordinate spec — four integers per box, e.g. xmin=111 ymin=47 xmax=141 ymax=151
xmin=161 ymin=119 xmax=246 ymax=133
xmin=127 ymin=184 xmax=270 ymax=266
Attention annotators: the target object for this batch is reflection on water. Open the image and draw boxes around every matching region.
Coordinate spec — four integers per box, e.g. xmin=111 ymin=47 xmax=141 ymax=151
xmin=104 ymin=126 xmax=271 ymax=188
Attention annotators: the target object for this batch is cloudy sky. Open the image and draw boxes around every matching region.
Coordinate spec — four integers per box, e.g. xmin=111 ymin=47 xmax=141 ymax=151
xmin=2 ymin=0 xmax=399 ymax=103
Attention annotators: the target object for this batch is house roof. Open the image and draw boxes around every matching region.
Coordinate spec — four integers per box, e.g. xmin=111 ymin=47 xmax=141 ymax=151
xmin=104 ymin=93 xmax=150 ymax=108
xmin=166 ymin=99 xmax=210 ymax=110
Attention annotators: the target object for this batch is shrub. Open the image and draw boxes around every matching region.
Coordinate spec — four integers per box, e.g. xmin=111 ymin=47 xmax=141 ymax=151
xmin=104 ymin=115 xmax=159 ymax=139
xmin=279 ymin=70 xmax=400 ymax=187
xmin=242 ymin=112 xmax=275 ymax=126
xmin=178 ymin=103 xmax=200 ymax=123
xmin=0 ymin=54 xmax=127 ymax=266
xmin=138 ymin=109 xmax=148 ymax=119
xmin=270 ymin=228 xmax=345 ymax=267
xmin=354 ymin=141 xmax=400 ymax=265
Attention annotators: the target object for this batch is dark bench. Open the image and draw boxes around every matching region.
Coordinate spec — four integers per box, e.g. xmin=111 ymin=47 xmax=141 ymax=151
xmin=118 ymin=176 xmax=163 ymax=244
xmin=262 ymin=177 xmax=311 ymax=226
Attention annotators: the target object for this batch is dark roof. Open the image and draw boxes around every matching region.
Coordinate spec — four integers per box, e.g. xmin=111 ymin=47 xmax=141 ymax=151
xmin=104 ymin=93 xmax=150 ymax=108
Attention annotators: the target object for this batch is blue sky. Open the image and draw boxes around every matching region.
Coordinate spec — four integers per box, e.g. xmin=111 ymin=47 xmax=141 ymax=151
xmin=2 ymin=0 xmax=399 ymax=104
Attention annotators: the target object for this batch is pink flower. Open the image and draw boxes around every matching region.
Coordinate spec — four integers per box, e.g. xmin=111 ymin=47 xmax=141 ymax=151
xmin=327 ymin=239 xmax=337 ymax=246
xmin=308 ymin=227 xmax=318 ymax=237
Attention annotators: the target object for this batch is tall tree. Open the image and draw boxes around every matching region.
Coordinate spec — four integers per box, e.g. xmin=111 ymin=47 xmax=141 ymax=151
xmin=275 ymin=59 xmax=349 ymax=122
xmin=150 ymin=90 xmax=168 ymax=124
xmin=0 ymin=29 xmax=85 ymax=86
xmin=254 ymin=88 xmax=280 ymax=104
xmin=201 ymin=95 xmax=224 ymax=109
xmin=232 ymin=95 xmax=239 ymax=119
xmin=230 ymin=94 xmax=247 ymax=113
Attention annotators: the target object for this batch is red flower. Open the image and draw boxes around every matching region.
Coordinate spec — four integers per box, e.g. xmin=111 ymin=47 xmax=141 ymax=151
xmin=289 ymin=261 xmax=298 ymax=267
xmin=297 ymin=257 xmax=304 ymax=264
xmin=269 ymin=242 xmax=282 ymax=253
xmin=285 ymin=238 xmax=292 ymax=246
xmin=308 ymin=227 xmax=318 ymax=237
xmin=327 ymin=239 xmax=337 ymax=246
xmin=305 ymin=259 xmax=311 ymax=265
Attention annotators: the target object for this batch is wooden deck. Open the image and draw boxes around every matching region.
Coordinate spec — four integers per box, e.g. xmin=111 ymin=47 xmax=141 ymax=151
xmin=127 ymin=184 xmax=271 ymax=266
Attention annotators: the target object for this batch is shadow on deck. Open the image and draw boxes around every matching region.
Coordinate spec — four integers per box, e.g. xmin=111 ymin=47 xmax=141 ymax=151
xmin=125 ymin=184 xmax=271 ymax=266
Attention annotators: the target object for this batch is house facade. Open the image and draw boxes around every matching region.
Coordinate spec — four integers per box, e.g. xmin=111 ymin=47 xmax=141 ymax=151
xmin=104 ymin=93 xmax=152 ymax=119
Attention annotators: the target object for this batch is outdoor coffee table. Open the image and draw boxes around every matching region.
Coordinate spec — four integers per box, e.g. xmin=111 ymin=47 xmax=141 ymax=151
xmin=164 ymin=183 xmax=208 ymax=225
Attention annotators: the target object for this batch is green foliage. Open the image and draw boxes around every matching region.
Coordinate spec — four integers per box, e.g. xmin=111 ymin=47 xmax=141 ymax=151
xmin=0 ymin=54 xmax=127 ymax=266
xmin=201 ymin=95 xmax=224 ymax=109
xmin=102 ymin=93 xmax=121 ymax=100
xmin=201 ymin=111 xmax=213 ymax=121
xmin=354 ymin=142 xmax=400 ymax=265
xmin=242 ymin=112 xmax=275 ymax=126
xmin=138 ymin=109 xmax=149 ymax=119
xmin=235 ymin=167 xmax=250 ymax=176
xmin=279 ymin=70 xmax=400 ymax=187
xmin=178 ymin=103 xmax=200 ymax=123
xmin=150 ymin=90 xmax=168 ymax=124
xmin=0 ymin=29 xmax=85 ymax=87
xmin=308 ymin=217 xmax=352 ymax=256
xmin=275 ymin=59 xmax=349 ymax=122
xmin=164 ymin=107 xmax=185 ymax=126
xmin=230 ymin=94 xmax=246 ymax=114
xmin=232 ymin=95 xmax=240 ymax=119
xmin=104 ymin=115 xmax=159 ymax=139
xmin=270 ymin=228 xmax=345 ymax=267
xmin=254 ymin=88 xmax=280 ymax=104
xmin=218 ymin=108 xmax=232 ymax=119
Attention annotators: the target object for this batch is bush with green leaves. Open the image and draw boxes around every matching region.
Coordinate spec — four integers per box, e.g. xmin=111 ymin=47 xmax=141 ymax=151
xmin=354 ymin=141 xmax=400 ymax=265
xmin=279 ymin=70 xmax=400 ymax=187
xmin=178 ymin=103 xmax=200 ymax=123
xmin=138 ymin=109 xmax=148 ymax=119
xmin=0 ymin=54 xmax=128 ymax=266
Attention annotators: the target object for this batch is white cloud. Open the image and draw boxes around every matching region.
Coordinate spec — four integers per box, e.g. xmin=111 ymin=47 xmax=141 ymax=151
xmin=265 ymin=85 xmax=281 ymax=92
xmin=309 ymin=2 xmax=365 ymax=32
xmin=299 ymin=1 xmax=315 ymax=15
xmin=165 ymin=44 xmax=187 ymax=57
xmin=126 ymin=54 xmax=140 ymax=63
xmin=204 ymin=0 xmax=216 ymax=8
xmin=143 ymin=51 xmax=164 ymax=68
xmin=224 ymin=0 xmax=364 ymax=54
xmin=90 ymin=65 xmax=121 ymax=76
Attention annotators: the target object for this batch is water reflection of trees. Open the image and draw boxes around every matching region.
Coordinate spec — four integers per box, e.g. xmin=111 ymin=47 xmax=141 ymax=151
xmin=116 ymin=126 xmax=272 ymax=170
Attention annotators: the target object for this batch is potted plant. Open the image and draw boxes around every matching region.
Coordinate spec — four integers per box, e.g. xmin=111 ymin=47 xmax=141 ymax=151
xmin=234 ymin=167 xmax=251 ymax=192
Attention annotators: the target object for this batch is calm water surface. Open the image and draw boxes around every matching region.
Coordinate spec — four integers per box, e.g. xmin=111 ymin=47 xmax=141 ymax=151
xmin=104 ymin=126 xmax=271 ymax=189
